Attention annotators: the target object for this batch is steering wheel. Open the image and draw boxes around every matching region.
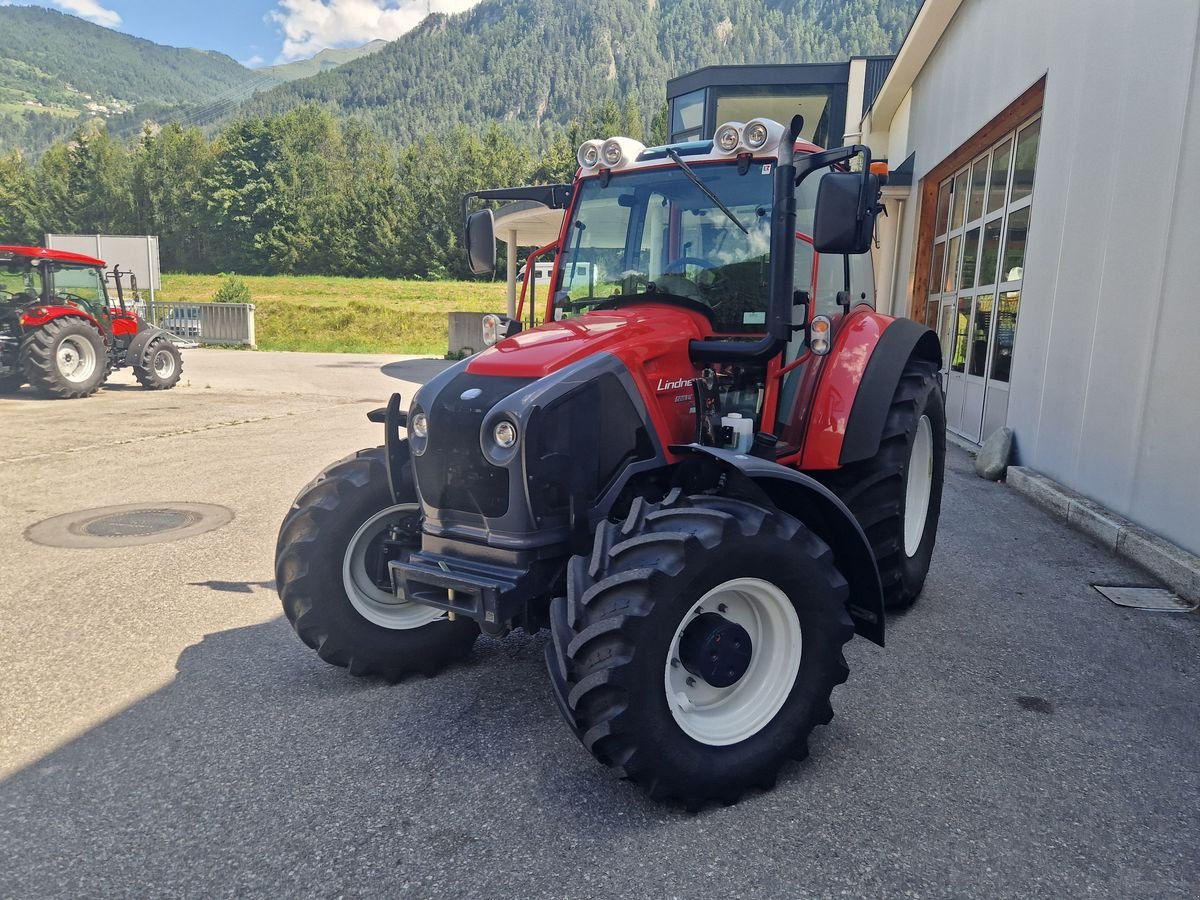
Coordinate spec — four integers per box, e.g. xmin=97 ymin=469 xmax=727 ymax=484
xmin=664 ymin=256 xmax=714 ymax=274
xmin=55 ymin=291 xmax=90 ymax=305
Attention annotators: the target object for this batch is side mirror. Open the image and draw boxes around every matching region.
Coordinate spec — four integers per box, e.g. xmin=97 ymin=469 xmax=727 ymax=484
xmin=465 ymin=209 xmax=496 ymax=276
xmin=811 ymin=171 xmax=881 ymax=254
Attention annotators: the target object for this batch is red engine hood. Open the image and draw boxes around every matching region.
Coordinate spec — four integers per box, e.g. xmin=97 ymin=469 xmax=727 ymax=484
xmin=466 ymin=304 xmax=712 ymax=379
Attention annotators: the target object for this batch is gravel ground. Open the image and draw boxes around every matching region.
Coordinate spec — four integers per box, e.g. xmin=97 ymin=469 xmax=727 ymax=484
xmin=0 ymin=349 xmax=1196 ymax=899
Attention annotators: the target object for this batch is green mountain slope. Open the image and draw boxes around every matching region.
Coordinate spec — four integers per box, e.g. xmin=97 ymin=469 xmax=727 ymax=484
xmin=0 ymin=5 xmax=284 ymax=153
xmin=237 ymin=0 xmax=921 ymax=145
xmin=260 ymin=40 xmax=389 ymax=83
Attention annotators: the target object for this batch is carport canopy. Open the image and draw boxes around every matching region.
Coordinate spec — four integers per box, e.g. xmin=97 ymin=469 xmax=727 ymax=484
xmin=493 ymin=200 xmax=566 ymax=317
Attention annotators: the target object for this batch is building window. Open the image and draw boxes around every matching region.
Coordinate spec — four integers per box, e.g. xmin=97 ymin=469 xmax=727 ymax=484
xmin=670 ymin=89 xmax=706 ymax=143
xmin=929 ymin=114 xmax=1040 ymax=380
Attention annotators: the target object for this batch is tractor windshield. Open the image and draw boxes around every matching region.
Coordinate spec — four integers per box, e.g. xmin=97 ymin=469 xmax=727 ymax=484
xmin=556 ymin=159 xmax=819 ymax=334
xmin=50 ymin=263 xmax=109 ymax=311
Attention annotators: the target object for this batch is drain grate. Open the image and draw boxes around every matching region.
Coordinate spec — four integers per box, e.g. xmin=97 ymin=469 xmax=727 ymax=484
xmin=1093 ymin=585 xmax=1197 ymax=612
xmin=83 ymin=509 xmax=199 ymax=537
xmin=26 ymin=502 xmax=233 ymax=548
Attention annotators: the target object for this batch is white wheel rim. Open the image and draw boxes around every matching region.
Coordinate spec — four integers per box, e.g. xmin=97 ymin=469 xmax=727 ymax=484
xmin=904 ymin=414 xmax=934 ymax=557
xmin=342 ymin=503 xmax=445 ymax=630
xmin=153 ymin=348 xmax=175 ymax=378
xmin=664 ymin=577 xmax=802 ymax=746
xmin=57 ymin=335 xmax=97 ymax=383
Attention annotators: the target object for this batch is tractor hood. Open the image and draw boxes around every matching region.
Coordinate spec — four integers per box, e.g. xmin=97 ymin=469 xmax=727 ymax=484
xmin=465 ymin=303 xmax=712 ymax=380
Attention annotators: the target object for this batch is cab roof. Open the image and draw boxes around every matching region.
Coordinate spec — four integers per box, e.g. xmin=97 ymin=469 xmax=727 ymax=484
xmin=0 ymin=245 xmax=106 ymax=267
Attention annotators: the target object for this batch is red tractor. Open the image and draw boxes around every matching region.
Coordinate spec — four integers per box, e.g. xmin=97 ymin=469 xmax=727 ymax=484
xmin=0 ymin=245 xmax=182 ymax=398
xmin=276 ymin=116 xmax=945 ymax=807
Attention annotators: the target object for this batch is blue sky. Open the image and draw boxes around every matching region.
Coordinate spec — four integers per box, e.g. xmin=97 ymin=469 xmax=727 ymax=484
xmin=5 ymin=0 xmax=483 ymax=66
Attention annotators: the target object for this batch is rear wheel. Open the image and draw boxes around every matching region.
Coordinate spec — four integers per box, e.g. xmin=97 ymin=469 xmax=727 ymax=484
xmin=275 ymin=446 xmax=478 ymax=681
xmin=820 ymin=357 xmax=945 ymax=610
xmin=546 ymin=491 xmax=853 ymax=808
xmin=133 ymin=335 xmax=183 ymax=390
xmin=21 ymin=317 xmax=108 ymax=399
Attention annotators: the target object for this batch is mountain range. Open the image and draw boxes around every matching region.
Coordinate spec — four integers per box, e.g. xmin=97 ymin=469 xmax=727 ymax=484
xmin=0 ymin=0 xmax=921 ymax=155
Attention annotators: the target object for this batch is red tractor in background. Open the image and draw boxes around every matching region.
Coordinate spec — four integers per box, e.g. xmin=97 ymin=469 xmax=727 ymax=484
xmin=276 ymin=116 xmax=946 ymax=808
xmin=0 ymin=245 xmax=182 ymax=398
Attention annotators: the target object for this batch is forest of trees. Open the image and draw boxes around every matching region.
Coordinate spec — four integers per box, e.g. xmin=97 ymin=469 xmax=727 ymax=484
xmin=0 ymin=101 xmax=651 ymax=280
xmin=0 ymin=0 xmax=921 ymax=279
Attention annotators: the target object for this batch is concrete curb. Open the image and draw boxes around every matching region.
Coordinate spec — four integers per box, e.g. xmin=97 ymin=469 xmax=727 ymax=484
xmin=1007 ymin=466 xmax=1200 ymax=603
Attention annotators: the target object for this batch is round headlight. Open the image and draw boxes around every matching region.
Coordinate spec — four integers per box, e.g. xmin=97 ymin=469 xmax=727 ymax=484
xmin=411 ymin=412 xmax=428 ymax=439
xmin=493 ymin=420 xmax=518 ymax=449
xmin=577 ymin=140 xmax=602 ymax=169
xmin=715 ymin=122 xmax=742 ymax=153
xmin=744 ymin=121 xmax=769 ymax=149
xmin=601 ymin=139 xmax=623 ymax=167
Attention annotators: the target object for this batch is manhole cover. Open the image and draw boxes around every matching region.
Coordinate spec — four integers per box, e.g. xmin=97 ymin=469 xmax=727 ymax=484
xmin=26 ymin=502 xmax=233 ymax=548
xmin=84 ymin=509 xmax=199 ymax=537
xmin=1093 ymin=585 xmax=1197 ymax=612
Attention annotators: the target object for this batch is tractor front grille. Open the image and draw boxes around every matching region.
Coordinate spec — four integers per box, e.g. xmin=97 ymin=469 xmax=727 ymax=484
xmin=411 ymin=372 xmax=532 ymax=520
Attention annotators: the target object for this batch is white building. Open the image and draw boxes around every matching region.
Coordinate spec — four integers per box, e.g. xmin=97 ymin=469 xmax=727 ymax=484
xmin=863 ymin=0 xmax=1200 ymax=558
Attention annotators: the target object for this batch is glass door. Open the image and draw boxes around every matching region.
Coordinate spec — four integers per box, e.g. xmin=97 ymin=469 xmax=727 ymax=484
xmin=924 ymin=114 xmax=1040 ymax=443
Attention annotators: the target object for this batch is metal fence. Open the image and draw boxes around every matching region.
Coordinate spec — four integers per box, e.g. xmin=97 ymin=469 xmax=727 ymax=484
xmin=135 ymin=301 xmax=256 ymax=348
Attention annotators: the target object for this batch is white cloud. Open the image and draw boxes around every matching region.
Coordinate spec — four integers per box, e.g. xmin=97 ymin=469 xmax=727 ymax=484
xmin=50 ymin=0 xmax=122 ymax=28
xmin=268 ymin=0 xmax=481 ymax=61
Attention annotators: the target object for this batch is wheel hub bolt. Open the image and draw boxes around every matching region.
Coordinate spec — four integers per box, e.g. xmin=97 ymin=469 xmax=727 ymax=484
xmin=685 ymin=676 xmax=696 ymax=687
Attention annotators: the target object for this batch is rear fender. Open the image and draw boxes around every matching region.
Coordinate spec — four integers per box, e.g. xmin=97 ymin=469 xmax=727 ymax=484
xmin=801 ymin=311 xmax=940 ymax=469
xmin=673 ymin=444 xmax=885 ymax=645
xmin=19 ymin=306 xmax=99 ymax=330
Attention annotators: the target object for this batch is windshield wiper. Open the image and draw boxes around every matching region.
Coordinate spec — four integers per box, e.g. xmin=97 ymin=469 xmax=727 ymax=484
xmin=666 ymin=148 xmax=748 ymax=235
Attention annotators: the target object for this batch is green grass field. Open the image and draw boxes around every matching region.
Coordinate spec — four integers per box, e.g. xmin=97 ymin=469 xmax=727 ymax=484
xmin=158 ymin=274 xmax=508 ymax=354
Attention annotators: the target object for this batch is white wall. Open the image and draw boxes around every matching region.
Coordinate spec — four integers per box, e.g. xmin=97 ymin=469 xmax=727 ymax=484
xmin=880 ymin=0 xmax=1200 ymax=555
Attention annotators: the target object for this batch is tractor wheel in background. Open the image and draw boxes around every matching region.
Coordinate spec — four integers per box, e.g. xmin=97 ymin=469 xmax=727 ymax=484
xmin=819 ymin=357 xmax=946 ymax=611
xmin=133 ymin=335 xmax=183 ymax=390
xmin=546 ymin=490 xmax=854 ymax=808
xmin=21 ymin=316 xmax=108 ymax=399
xmin=275 ymin=446 xmax=478 ymax=682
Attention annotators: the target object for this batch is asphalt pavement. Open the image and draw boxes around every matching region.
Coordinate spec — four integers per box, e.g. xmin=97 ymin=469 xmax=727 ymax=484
xmin=0 ymin=349 xmax=1196 ymax=899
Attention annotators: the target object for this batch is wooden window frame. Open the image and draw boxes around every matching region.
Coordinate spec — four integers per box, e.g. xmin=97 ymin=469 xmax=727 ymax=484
xmin=909 ymin=77 xmax=1046 ymax=324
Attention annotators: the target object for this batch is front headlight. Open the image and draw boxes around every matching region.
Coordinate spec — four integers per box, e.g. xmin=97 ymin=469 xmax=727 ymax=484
xmin=493 ymin=420 xmax=518 ymax=449
xmin=744 ymin=121 xmax=769 ymax=149
xmin=601 ymin=139 xmax=624 ymax=167
xmin=577 ymin=140 xmax=603 ymax=169
xmin=715 ymin=122 xmax=743 ymax=153
xmin=410 ymin=410 xmax=429 ymax=454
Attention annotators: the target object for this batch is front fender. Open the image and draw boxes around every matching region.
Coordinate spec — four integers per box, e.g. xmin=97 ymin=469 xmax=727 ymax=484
xmin=673 ymin=444 xmax=885 ymax=645
xmin=123 ymin=326 xmax=170 ymax=367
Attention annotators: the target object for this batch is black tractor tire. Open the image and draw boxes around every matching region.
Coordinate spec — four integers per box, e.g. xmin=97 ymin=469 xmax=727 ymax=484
xmin=21 ymin=316 xmax=109 ymax=399
xmin=275 ymin=446 xmax=478 ymax=682
xmin=133 ymin=335 xmax=183 ymax=390
xmin=546 ymin=490 xmax=854 ymax=808
xmin=819 ymin=357 xmax=946 ymax=611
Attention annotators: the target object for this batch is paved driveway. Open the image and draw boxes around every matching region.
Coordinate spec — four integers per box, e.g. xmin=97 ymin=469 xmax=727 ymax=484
xmin=0 ymin=350 xmax=1196 ymax=899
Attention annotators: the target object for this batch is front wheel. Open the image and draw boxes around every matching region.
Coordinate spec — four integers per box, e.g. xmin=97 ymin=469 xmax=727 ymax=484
xmin=133 ymin=335 xmax=183 ymax=390
xmin=275 ymin=446 xmax=478 ymax=681
xmin=546 ymin=491 xmax=853 ymax=808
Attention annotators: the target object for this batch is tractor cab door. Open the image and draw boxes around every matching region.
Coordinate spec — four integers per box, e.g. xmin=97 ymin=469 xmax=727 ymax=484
xmin=49 ymin=263 xmax=112 ymax=334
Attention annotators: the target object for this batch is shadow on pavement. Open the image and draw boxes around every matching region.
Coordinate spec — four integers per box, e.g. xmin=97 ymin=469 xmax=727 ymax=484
xmin=380 ymin=359 xmax=453 ymax=383
xmin=0 ymin=618 xmax=657 ymax=897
